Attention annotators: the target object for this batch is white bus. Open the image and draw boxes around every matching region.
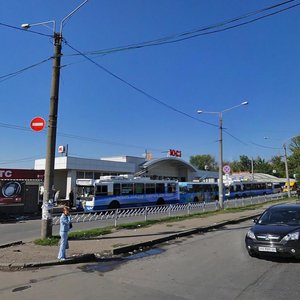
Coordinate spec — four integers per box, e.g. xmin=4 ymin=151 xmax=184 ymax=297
xmin=76 ymin=175 xmax=179 ymax=212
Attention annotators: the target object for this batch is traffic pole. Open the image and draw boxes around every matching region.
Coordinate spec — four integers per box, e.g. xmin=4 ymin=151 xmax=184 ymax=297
xmin=218 ymin=112 xmax=224 ymax=209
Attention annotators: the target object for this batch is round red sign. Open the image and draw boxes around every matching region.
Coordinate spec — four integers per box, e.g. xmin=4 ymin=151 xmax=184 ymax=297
xmin=30 ymin=117 xmax=46 ymax=132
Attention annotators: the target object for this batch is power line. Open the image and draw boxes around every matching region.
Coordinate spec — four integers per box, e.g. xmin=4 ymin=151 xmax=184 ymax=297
xmin=2 ymin=1 xmax=298 ymax=86
xmin=250 ymin=141 xmax=282 ymax=150
xmin=0 ymin=156 xmax=42 ymax=165
xmin=223 ymin=130 xmax=248 ymax=146
xmin=0 ymin=57 xmax=52 ymax=83
xmin=64 ymin=41 xmax=218 ymax=128
xmin=64 ymin=0 xmax=300 ymax=58
xmin=0 ymin=121 xmax=164 ymax=153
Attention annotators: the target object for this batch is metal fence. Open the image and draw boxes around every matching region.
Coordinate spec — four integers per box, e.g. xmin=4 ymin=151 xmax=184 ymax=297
xmin=52 ymin=193 xmax=287 ymax=227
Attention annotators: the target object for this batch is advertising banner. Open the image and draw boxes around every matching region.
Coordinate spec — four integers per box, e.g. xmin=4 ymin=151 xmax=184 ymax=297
xmin=0 ymin=180 xmax=25 ymax=205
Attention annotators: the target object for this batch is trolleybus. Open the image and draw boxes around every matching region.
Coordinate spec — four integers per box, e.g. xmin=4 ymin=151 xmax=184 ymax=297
xmin=224 ymin=181 xmax=273 ymax=199
xmin=76 ymin=175 xmax=179 ymax=212
xmin=179 ymin=182 xmax=219 ymax=203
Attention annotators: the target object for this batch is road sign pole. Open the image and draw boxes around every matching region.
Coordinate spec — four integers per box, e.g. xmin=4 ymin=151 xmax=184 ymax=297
xmin=219 ymin=112 xmax=224 ymax=209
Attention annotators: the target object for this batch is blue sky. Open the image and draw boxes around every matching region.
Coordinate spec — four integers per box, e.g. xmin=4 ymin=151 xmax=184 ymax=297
xmin=0 ymin=0 xmax=299 ymax=168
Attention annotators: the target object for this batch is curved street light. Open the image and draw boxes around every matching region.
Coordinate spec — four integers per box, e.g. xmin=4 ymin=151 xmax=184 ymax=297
xmin=197 ymin=101 xmax=248 ymax=209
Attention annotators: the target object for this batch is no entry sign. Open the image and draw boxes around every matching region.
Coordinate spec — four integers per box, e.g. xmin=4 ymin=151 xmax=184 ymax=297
xmin=223 ymin=165 xmax=231 ymax=174
xmin=30 ymin=117 xmax=46 ymax=132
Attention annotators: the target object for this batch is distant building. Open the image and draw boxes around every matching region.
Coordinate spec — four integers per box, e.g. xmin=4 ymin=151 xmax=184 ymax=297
xmin=34 ymin=155 xmax=219 ymax=199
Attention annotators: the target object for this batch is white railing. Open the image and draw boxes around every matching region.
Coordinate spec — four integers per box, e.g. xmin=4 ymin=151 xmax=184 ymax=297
xmin=52 ymin=193 xmax=287 ymax=227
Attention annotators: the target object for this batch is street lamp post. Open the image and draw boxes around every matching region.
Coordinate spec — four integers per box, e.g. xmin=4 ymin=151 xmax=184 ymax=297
xmin=283 ymin=143 xmax=291 ymax=198
xmin=197 ymin=101 xmax=248 ymax=209
xmin=22 ymin=0 xmax=88 ymax=239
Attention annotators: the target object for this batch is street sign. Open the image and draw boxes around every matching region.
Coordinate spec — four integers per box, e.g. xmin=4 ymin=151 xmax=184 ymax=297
xmin=223 ymin=165 xmax=231 ymax=174
xmin=30 ymin=117 xmax=45 ymax=132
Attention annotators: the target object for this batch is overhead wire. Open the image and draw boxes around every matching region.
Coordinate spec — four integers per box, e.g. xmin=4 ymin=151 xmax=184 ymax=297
xmin=250 ymin=141 xmax=282 ymax=150
xmin=64 ymin=0 xmax=300 ymax=57
xmin=0 ymin=57 xmax=53 ymax=83
xmin=0 ymin=156 xmax=43 ymax=165
xmin=64 ymin=41 xmax=218 ymax=128
xmin=0 ymin=121 xmax=165 ymax=153
xmin=1 ymin=1 xmax=297 ymax=156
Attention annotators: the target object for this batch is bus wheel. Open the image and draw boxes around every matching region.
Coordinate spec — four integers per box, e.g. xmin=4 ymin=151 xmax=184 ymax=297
xmin=109 ymin=200 xmax=120 ymax=210
xmin=156 ymin=198 xmax=165 ymax=206
xmin=193 ymin=197 xmax=199 ymax=203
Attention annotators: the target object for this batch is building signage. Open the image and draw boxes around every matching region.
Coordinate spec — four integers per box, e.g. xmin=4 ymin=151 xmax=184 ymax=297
xmin=168 ymin=149 xmax=182 ymax=157
xmin=0 ymin=169 xmax=44 ymax=180
xmin=58 ymin=145 xmax=65 ymax=153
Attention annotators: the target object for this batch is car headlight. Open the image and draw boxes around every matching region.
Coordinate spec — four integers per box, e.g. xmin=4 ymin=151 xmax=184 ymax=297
xmin=282 ymin=231 xmax=299 ymax=241
xmin=247 ymin=230 xmax=256 ymax=240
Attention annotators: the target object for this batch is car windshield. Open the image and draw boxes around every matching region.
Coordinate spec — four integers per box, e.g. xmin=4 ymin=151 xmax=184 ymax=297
xmin=258 ymin=208 xmax=300 ymax=226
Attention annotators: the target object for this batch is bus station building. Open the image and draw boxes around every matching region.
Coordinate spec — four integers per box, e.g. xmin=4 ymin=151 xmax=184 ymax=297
xmin=34 ymin=155 xmax=218 ymax=200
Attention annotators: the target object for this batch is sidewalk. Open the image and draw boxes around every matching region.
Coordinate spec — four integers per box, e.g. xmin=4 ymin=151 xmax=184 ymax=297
xmin=0 ymin=203 xmax=278 ymax=270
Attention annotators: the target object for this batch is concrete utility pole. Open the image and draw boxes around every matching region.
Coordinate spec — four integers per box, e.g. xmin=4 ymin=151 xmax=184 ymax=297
xmin=21 ymin=0 xmax=89 ymax=239
xmin=283 ymin=143 xmax=291 ymax=198
xmin=41 ymin=32 xmax=62 ymax=239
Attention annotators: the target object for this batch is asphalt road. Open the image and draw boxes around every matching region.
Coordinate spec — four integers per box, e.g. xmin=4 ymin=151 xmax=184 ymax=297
xmin=1 ymin=220 xmax=300 ymax=300
xmin=0 ymin=213 xmax=170 ymax=244
xmin=0 ymin=203 xmax=216 ymax=244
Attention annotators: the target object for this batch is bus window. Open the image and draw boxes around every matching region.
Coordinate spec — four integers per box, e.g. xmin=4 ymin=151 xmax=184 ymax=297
xmin=193 ymin=184 xmax=201 ymax=193
xmin=113 ymin=183 xmax=121 ymax=195
xmin=156 ymin=183 xmax=165 ymax=193
xmin=121 ymin=183 xmax=133 ymax=195
xmin=145 ymin=183 xmax=155 ymax=194
xmin=95 ymin=185 xmax=108 ymax=196
xmin=179 ymin=185 xmax=188 ymax=193
xmin=134 ymin=183 xmax=144 ymax=194
xmin=167 ymin=183 xmax=176 ymax=193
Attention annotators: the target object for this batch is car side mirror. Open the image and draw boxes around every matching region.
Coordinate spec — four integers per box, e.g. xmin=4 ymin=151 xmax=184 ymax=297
xmin=253 ymin=218 xmax=258 ymax=224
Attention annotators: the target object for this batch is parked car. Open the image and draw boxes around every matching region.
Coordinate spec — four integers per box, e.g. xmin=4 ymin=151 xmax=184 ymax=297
xmin=245 ymin=204 xmax=300 ymax=259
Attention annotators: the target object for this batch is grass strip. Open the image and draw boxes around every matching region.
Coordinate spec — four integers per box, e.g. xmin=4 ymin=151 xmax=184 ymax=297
xmin=34 ymin=197 xmax=293 ymax=246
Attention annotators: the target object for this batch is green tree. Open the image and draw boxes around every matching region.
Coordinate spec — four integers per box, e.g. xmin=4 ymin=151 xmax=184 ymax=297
xmin=230 ymin=160 xmax=242 ymax=172
xmin=189 ymin=154 xmax=217 ymax=171
xmin=269 ymin=155 xmax=285 ymax=178
xmin=254 ymin=156 xmax=272 ymax=174
xmin=239 ymin=155 xmax=252 ymax=172
xmin=289 ymin=136 xmax=300 ymax=152
xmin=229 ymin=155 xmax=252 ymax=173
xmin=287 ymin=135 xmax=300 ymax=180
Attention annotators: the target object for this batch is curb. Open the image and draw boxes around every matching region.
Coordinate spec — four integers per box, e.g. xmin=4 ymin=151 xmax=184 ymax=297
xmin=0 ymin=241 xmax=23 ymax=249
xmin=0 ymin=211 xmax=262 ymax=270
xmin=0 ymin=253 xmax=97 ymax=271
xmin=112 ymin=211 xmax=261 ymax=255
